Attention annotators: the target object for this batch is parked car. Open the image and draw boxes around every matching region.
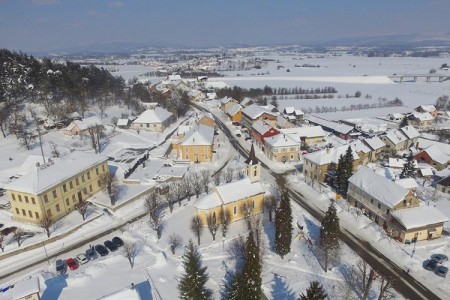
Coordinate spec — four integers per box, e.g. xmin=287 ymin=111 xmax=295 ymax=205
xmin=55 ymin=259 xmax=66 ymax=275
xmin=112 ymin=236 xmax=124 ymax=247
xmin=76 ymin=253 xmax=89 ymax=265
xmin=95 ymin=244 xmax=109 ymax=257
xmin=104 ymin=240 xmax=118 ymax=252
xmin=425 ymin=259 xmax=438 ymax=271
xmin=85 ymin=248 xmax=98 ymax=260
xmin=431 ymin=254 xmax=448 ymax=264
xmin=436 ymin=266 xmax=448 ymax=278
xmin=66 ymin=258 xmax=79 ymax=271
xmin=232 ymin=122 xmax=240 ymax=126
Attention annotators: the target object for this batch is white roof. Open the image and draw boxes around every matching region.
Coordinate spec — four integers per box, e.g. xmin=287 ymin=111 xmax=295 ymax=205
xmin=227 ymin=103 xmax=242 ymax=116
xmin=252 ymin=120 xmax=272 ymax=135
xmin=384 ymin=129 xmax=408 ymax=145
xmin=194 ymin=192 xmax=223 ymax=209
xmin=388 ymin=158 xmax=418 ymax=169
xmin=417 ymin=105 xmax=436 ymax=113
xmin=391 ymin=205 xmax=448 ymax=230
xmin=133 ymin=107 xmax=173 ymax=124
xmin=206 ymin=92 xmax=217 ymax=99
xmin=177 ymin=124 xmax=214 ymax=146
xmin=294 ymin=109 xmax=304 ymax=116
xmin=350 ymin=140 xmax=371 ymax=154
xmin=307 ymin=115 xmax=354 ymax=134
xmin=188 ymin=89 xmax=204 ymax=98
xmin=5 ymin=152 xmax=107 ymax=195
xmin=220 ymin=96 xmax=232 ymax=104
xmin=349 ymin=166 xmax=408 ymax=208
xmin=284 ymin=107 xmax=295 ymax=114
xmin=66 ymin=116 xmax=102 ymax=131
xmin=395 ymin=178 xmax=419 ymax=190
xmin=276 ymin=116 xmax=291 ymax=128
xmin=411 ymin=112 xmax=434 ymax=121
xmin=12 ymin=277 xmax=40 ymax=299
xmin=280 ymin=126 xmax=325 ymax=139
xmin=177 ymin=125 xmax=191 ymax=135
xmin=117 ymin=119 xmax=129 ymax=126
xmin=242 ymin=104 xmax=276 ymax=119
xmin=17 ymin=155 xmax=49 ymax=176
xmin=389 ymin=113 xmax=404 ymax=119
xmin=419 ymin=145 xmax=450 ymax=164
xmin=264 ymin=134 xmax=299 ymax=148
xmin=98 ymin=286 xmax=141 ymax=300
xmin=417 ymin=138 xmax=450 ymax=156
xmin=399 ymin=126 xmax=420 ymax=139
xmin=168 ymin=74 xmax=181 ymax=81
xmin=304 ymin=144 xmax=359 ymax=165
xmin=419 ymin=168 xmax=434 ymax=176
xmin=363 ymin=136 xmax=385 ymax=151
xmin=240 ymin=97 xmax=253 ymax=106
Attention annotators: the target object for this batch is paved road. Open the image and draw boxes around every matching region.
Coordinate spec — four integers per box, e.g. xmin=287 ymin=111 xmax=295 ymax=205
xmin=195 ymin=103 xmax=442 ymax=300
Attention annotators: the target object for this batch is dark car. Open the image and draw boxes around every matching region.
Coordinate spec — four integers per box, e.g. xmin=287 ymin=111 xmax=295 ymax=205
xmin=85 ymin=248 xmax=98 ymax=260
xmin=104 ymin=240 xmax=118 ymax=252
xmin=112 ymin=236 xmax=124 ymax=247
xmin=431 ymin=254 xmax=448 ymax=264
xmin=436 ymin=266 xmax=448 ymax=278
xmin=95 ymin=244 xmax=109 ymax=257
xmin=425 ymin=259 xmax=438 ymax=271
xmin=55 ymin=259 xmax=66 ymax=275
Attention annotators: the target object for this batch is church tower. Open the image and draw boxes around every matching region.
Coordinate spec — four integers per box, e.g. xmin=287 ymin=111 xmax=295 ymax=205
xmin=245 ymin=143 xmax=260 ymax=183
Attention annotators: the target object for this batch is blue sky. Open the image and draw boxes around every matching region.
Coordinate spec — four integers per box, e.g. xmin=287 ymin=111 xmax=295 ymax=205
xmin=0 ymin=0 xmax=449 ymax=52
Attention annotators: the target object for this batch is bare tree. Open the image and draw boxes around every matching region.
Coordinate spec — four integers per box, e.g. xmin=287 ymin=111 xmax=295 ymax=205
xmin=13 ymin=228 xmax=23 ymax=247
xmin=87 ymin=125 xmax=99 ymax=153
xmin=75 ymin=201 xmax=88 ymax=221
xmin=241 ymin=200 xmax=254 ymax=230
xmin=356 ymin=259 xmax=377 ymax=300
xmin=0 ymin=109 xmax=9 ymax=138
xmin=179 ymin=177 xmax=192 ymax=201
xmin=206 ymin=211 xmax=219 ymax=241
xmin=226 ymin=234 xmax=246 ymax=268
xmin=0 ymin=235 xmax=5 ymax=252
xmin=223 ymin=167 xmax=233 ymax=183
xmin=264 ymin=194 xmax=278 ymax=222
xmin=18 ymin=129 xmax=35 ymax=150
xmin=337 ymin=264 xmax=358 ymax=300
xmin=99 ymin=173 xmax=119 ymax=205
xmin=190 ymin=215 xmax=203 ymax=245
xmin=145 ymin=193 xmax=164 ymax=239
xmin=49 ymin=141 xmax=60 ymax=158
xmin=221 ymin=207 xmax=231 ymax=238
xmin=29 ymin=109 xmax=46 ymax=164
xmin=168 ymin=233 xmax=183 ymax=255
xmin=249 ymin=214 xmax=266 ymax=265
xmin=39 ymin=215 xmax=52 ymax=238
xmin=200 ymin=169 xmax=211 ymax=194
xmin=95 ymin=124 xmax=104 ymax=153
xmin=172 ymin=181 xmax=184 ymax=207
xmin=378 ymin=275 xmax=395 ymax=300
xmin=213 ymin=171 xmax=221 ymax=186
xmin=162 ymin=185 xmax=176 ymax=213
xmin=122 ymin=240 xmax=138 ymax=269
xmin=189 ymin=172 xmax=203 ymax=199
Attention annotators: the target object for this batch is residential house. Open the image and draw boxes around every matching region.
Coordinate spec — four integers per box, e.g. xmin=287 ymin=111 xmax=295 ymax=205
xmin=64 ymin=116 xmax=102 ymax=136
xmin=220 ymin=97 xmax=237 ymax=113
xmin=226 ymin=103 xmax=243 ymax=123
xmin=194 ymin=145 xmax=264 ymax=225
xmin=264 ymin=134 xmax=300 ymax=162
xmin=240 ymin=97 xmax=253 ymax=107
xmin=307 ymin=115 xmax=360 ymax=140
xmin=436 ymin=176 xmax=450 ymax=194
xmin=408 ymin=113 xmax=434 ymax=128
xmin=415 ymin=145 xmax=450 ymax=171
xmin=388 ymin=113 xmax=404 ymax=121
xmin=188 ymin=89 xmax=206 ymax=102
xmin=387 ymin=158 xmax=419 ymax=169
xmin=197 ymin=112 xmax=215 ymax=128
xmin=348 ymin=166 xmax=447 ymax=243
xmin=251 ymin=120 xmax=280 ymax=150
xmin=395 ymin=178 xmax=419 ymax=191
xmin=350 ymin=140 xmax=372 ymax=166
xmin=381 ymin=128 xmax=414 ymax=154
xmin=303 ymin=145 xmax=360 ymax=182
xmin=173 ymin=124 xmax=214 ymax=163
xmin=400 ymin=126 xmax=420 ymax=144
xmin=283 ymin=107 xmax=304 ymax=124
xmin=206 ymin=92 xmax=217 ymax=100
xmin=11 ymin=277 xmax=40 ymax=300
xmin=131 ymin=107 xmax=175 ymax=132
xmin=274 ymin=116 xmax=294 ymax=129
xmin=280 ymin=126 xmax=326 ymax=147
xmin=5 ymin=151 xmax=109 ymax=224
xmin=415 ymin=105 xmax=438 ymax=118
xmin=241 ymin=104 xmax=278 ymax=131
xmin=294 ymin=109 xmax=305 ymax=123
xmin=116 ymin=118 xmax=131 ymax=129
xmin=362 ymin=136 xmax=386 ymax=162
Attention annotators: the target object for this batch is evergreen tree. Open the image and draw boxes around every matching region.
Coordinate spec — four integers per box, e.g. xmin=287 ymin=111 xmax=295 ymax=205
xmin=399 ymin=116 xmax=408 ymax=128
xmin=275 ymin=190 xmax=293 ymax=258
xmin=239 ymin=231 xmax=262 ymax=299
xmin=221 ymin=272 xmax=244 ymax=300
xmin=299 ymin=281 xmax=328 ymax=300
xmin=335 ymin=155 xmax=345 ymax=195
xmin=178 ymin=240 xmax=212 ymax=300
xmin=336 ymin=147 xmax=354 ymax=196
xmin=319 ymin=204 xmax=340 ymax=272
xmin=400 ymin=157 xmax=416 ymax=179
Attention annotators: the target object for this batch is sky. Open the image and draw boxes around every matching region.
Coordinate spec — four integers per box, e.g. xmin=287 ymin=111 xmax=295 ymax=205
xmin=0 ymin=0 xmax=449 ymax=52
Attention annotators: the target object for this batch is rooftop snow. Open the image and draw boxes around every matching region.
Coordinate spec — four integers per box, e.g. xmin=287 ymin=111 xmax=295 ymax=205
xmin=391 ymin=205 xmax=448 ymax=230
xmin=11 ymin=277 xmax=40 ymax=299
xmin=17 ymin=155 xmax=49 ymax=176
xmin=410 ymin=112 xmax=434 ymax=121
xmin=98 ymin=286 xmax=142 ymax=300
xmin=418 ymin=145 xmax=450 ymax=165
xmin=242 ymin=104 xmax=276 ymax=119
xmin=132 ymin=107 xmax=173 ymax=124
xmin=264 ymin=134 xmax=299 ymax=148
xmin=388 ymin=158 xmax=418 ymax=169
xmin=303 ymin=144 xmax=359 ymax=165
xmin=117 ymin=119 xmax=129 ymax=126
xmin=417 ymin=138 xmax=450 ymax=156
xmin=215 ymin=178 xmax=264 ymax=205
xmin=280 ymin=126 xmax=325 ymax=139
xmin=399 ymin=126 xmax=420 ymax=139
xmin=395 ymin=178 xmax=419 ymax=190
xmin=417 ymin=105 xmax=436 ymax=112
xmin=252 ymin=120 xmax=273 ymax=135
xmin=307 ymin=115 xmax=353 ymax=134
xmin=177 ymin=124 xmax=214 ymax=146
xmin=227 ymin=103 xmax=242 ymax=116
xmin=66 ymin=116 xmax=102 ymax=131
xmin=384 ymin=129 xmax=408 ymax=145
xmin=363 ymin=136 xmax=385 ymax=151
xmin=350 ymin=140 xmax=371 ymax=154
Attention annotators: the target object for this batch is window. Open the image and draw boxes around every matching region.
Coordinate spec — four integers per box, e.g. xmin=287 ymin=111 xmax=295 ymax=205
xmin=22 ymin=209 xmax=26 ymax=216
xmin=66 ymin=198 xmax=70 ymax=206
xmin=52 ymin=190 xmax=57 ymax=198
xmin=56 ymin=204 xmax=61 ymax=212
xmin=252 ymin=200 xmax=255 ymax=208
xmin=96 ymin=168 xmax=99 ymax=175
xmin=12 ymin=194 xmax=16 ymax=201
xmin=15 ymin=208 xmax=19 ymax=214
xmin=233 ymin=206 xmax=237 ymax=215
xmin=63 ymin=184 xmax=67 ymax=192
xmin=32 ymin=198 xmax=36 ymax=205
xmin=43 ymin=195 xmax=48 ymax=203
xmin=76 ymin=178 xmax=79 ymax=186
xmin=87 ymin=172 xmax=91 ymax=180
xmin=377 ymin=203 xmax=381 ymax=209
xmin=81 ymin=174 xmax=85 ymax=182
xmin=18 ymin=195 xmax=22 ymax=202
xmin=47 ymin=209 xmax=52 ymax=217
xmin=72 ymin=195 xmax=76 ymax=203
xmin=89 ymin=185 xmax=93 ymax=192
xmin=370 ymin=199 xmax=373 ymax=204
xmin=35 ymin=212 xmax=39 ymax=219
xmin=102 ymin=165 xmax=106 ymax=172
xmin=28 ymin=210 xmax=33 ymax=218
xmin=25 ymin=196 xmax=29 ymax=203
xmin=386 ymin=209 xmax=390 ymax=215
xmin=97 ymin=180 xmax=101 ymax=188
xmin=69 ymin=181 xmax=73 ymax=189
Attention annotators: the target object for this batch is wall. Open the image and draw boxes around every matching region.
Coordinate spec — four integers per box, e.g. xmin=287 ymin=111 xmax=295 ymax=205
xmin=178 ymin=145 xmax=213 ymax=162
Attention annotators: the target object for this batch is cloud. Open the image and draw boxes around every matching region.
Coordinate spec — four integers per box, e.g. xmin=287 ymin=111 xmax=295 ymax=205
xmin=109 ymin=1 xmax=124 ymax=8
xmin=31 ymin=0 xmax=60 ymax=5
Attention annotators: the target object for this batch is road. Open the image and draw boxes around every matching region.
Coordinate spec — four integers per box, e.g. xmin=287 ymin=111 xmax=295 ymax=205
xmin=194 ymin=103 xmax=442 ymax=300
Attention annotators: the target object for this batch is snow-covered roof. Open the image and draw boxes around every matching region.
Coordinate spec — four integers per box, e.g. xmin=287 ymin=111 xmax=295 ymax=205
xmin=419 ymin=168 xmax=434 ymax=177
xmin=242 ymin=104 xmax=276 ymax=119
xmin=264 ymin=134 xmax=299 ymax=148
xmin=280 ymin=126 xmax=325 ymax=139
xmin=304 ymin=145 xmax=359 ymax=165
xmin=416 ymin=138 xmax=450 ymax=156
xmin=410 ymin=112 xmax=434 ymax=121
xmin=284 ymin=107 xmax=295 ymax=114
xmin=418 ymin=145 xmax=450 ymax=164
xmin=388 ymin=158 xmax=418 ymax=169
xmin=276 ymin=116 xmax=291 ymax=128
xmin=17 ymin=155 xmax=49 ymax=176
xmin=98 ymin=286 xmax=142 ymax=300
xmin=177 ymin=124 xmax=214 ymax=146
xmin=206 ymin=92 xmax=217 ymax=99
xmin=294 ymin=109 xmax=304 ymax=116
xmin=391 ymin=205 xmax=448 ymax=230
xmin=117 ymin=119 xmax=129 ymax=126
xmin=132 ymin=107 xmax=173 ymax=124
xmin=399 ymin=126 xmax=420 ymax=140
xmin=395 ymin=178 xmax=419 ymax=190
xmin=226 ymin=103 xmax=242 ymax=116
xmin=349 ymin=166 xmax=408 ymax=208
xmin=215 ymin=178 xmax=264 ymax=205
xmin=204 ymin=81 xmax=228 ymax=89
xmin=252 ymin=120 xmax=272 ymax=135
xmin=383 ymin=129 xmax=408 ymax=145
xmin=220 ymin=96 xmax=232 ymax=104
xmin=194 ymin=191 xmax=222 ymax=209
xmin=307 ymin=115 xmax=354 ymax=134
xmin=389 ymin=113 xmax=404 ymax=119
xmin=416 ymin=105 xmax=436 ymax=113
xmin=66 ymin=116 xmax=102 ymax=131
xmin=363 ymin=136 xmax=385 ymax=151
xmin=350 ymin=140 xmax=371 ymax=154
xmin=5 ymin=152 xmax=107 ymax=195
xmin=188 ymin=89 xmax=204 ymax=98
xmin=177 ymin=125 xmax=191 ymax=136
xmin=168 ymin=74 xmax=181 ymax=81
xmin=240 ymin=97 xmax=253 ymax=107
xmin=12 ymin=277 xmax=40 ymax=299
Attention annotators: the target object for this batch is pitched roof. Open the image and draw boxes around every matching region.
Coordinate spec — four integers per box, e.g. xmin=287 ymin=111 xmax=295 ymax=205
xmin=348 ymin=166 xmax=409 ymax=208
xmin=284 ymin=107 xmax=295 ymax=114
xmin=391 ymin=205 xmax=448 ymax=230
xmin=416 ymin=105 xmax=436 ymax=112
xmin=303 ymin=145 xmax=359 ymax=165
xmin=264 ymin=134 xmax=300 ymax=148
xmin=418 ymin=145 xmax=450 ymax=164
xmin=395 ymin=178 xmax=419 ymax=190
xmin=227 ymin=103 xmax=242 ymax=116
xmin=117 ymin=119 xmax=129 ymax=126
xmin=245 ymin=143 xmax=259 ymax=165
xmin=410 ymin=112 xmax=434 ymax=121
xmin=280 ymin=126 xmax=325 ymax=139
xmin=132 ymin=107 xmax=173 ymax=124
xmin=350 ymin=140 xmax=371 ymax=154
xmin=177 ymin=124 xmax=214 ymax=146
xmin=383 ymin=129 xmax=408 ymax=145
xmin=363 ymin=136 xmax=385 ymax=151
xmin=437 ymin=176 xmax=450 ymax=188
xmin=307 ymin=115 xmax=354 ymax=135
xmin=252 ymin=120 xmax=272 ymax=135
xmin=66 ymin=116 xmax=102 ymax=131
xmin=399 ymin=126 xmax=420 ymax=139
xmin=388 ymin=158 xmax=418 ymax=169
xmin=242 ymin=104 xmax=276 ymax=119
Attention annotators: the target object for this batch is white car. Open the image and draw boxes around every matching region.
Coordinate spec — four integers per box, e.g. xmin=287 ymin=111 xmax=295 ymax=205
xmin=76 ymin=253 xmax=89 ymax=265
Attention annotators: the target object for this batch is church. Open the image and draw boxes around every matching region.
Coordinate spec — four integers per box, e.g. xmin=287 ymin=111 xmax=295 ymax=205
xmin=194 ymin=144 xmax=265 ymax=225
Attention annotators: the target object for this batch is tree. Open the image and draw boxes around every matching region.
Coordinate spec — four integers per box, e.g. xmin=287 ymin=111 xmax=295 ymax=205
xmin=270 ymin=96 xmax=279 ymax=108
xmin=39 ymin=215 xmax=52 ymax=238
xmin=0 ymin=108 xmax=8 ymax=138
xmin=221 ymin=271 xmax=242 ymax=300
xmin=75 ymin=200 xmax=88 ymax=221
xmin=399 ymin=116 xmax=408 ymax=128
xmin=178 ymin=240 xmax=212 ymax=300
xmin=274 ymin=191 xmax=293 ymax=259
xmin=0 ymin=234 xmax=5 ymax=252
xmin=221 ymin=208 xmax=231 ymax=238
xmin=299 ymin=281 xmax=327 ymax=300
xmin=122 ymin=240 xmax=138 ymax=269
xmin=145 ymin=192 xmax=164 ymax=239
xmin=49 ymin=141 xmax=60 ymax=158
xmin=320 ymin=204 xmax=340 ymax=272
xmin=223 ymin=167 xmax=233 ymax=183
xmin=191 ymin=215 xmax=203 ymax=245
xmin=18 ymin=130 xmax=35 ymax=150
xmin=190 ymin=172 xmax=203 ymax=199
xmin=336 ymin=147 xmax=354 ymax=196
xmin=162 ymin=185 xmax=176 ymax=213
xmin=264 ymin=194 xmax=278 ymax=222
xmin=206 ymin=211 xmax=219 ymax=241
xmin=377 ymin=275 xmax=394 ymax=300
xmin=400 ymin=157 xmax=416 ymax=179
xmin=13 ymin=228 xmax=24 ymax=247
xmin=99 ymin=173 xmax=119 ymax=205
xmin=173 ymin=181 xmax=185 ymax=207
xmin=238 ymin=231 xmax=262 ymax=299
xmin=168 ymin=233 xmax=183 ymax=255
xmin=354 ymin=91 xmax=362 ymax=98
xmin=29 ymin=108 xmax=46 ymax=164
xmin=200 ymin=169 xmax=211 ymax=194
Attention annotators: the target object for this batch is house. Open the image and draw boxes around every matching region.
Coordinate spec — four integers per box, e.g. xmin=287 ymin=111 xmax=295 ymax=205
xmin=64 ymin=116 xmax=102 ymax=136
xmin=284 ymin=107 xmax=295 ymax=115
xmin=220 ymin=97 xmax=237 ymax=113
xmin=294 ymin=109 xmax=304 ymax=123
xmin=173 ymin=124 xmax=214 ymax=163
xmin=349 ymin=140 xmax=372 ymax=166
xmin=116 ymin=118 xmax=131 ymax=129
xmin=197 ymin=112 xmax=215 ymax=128
xmin=395 ymin=178 xmax=419 ymax=191
xmin=415 ymin=105 xmax=438 ymax=118
xmin=131 ymin=107 xmax=175 ymax=132
xmin=240 ymin=97 xmax=253 ymax=107
xmin=264 ymin=134 xmax=300 ymax=162
xmin=303 ymin=145 xmax=360 ymax=182
xmin=387 ymin=158 xmax=418 ymax=169
xmin=188 ymin=89 xmax=206 ymax=102
xmin=399 ymin=126 xmax=420 ymax=144
xmin=280 ymin=126 xmax=326 ymax=147
xmin=381 ymin=129 xmax=412 ymax=154
xmin=241 ymin=104 xmax=278 ymax=131
xmin=194 ymin=144 xmax=264 ymax=225
xmin=206 ymin=92 xmax=217 ymax=100
xmin=177 ymin=125 xmax=191 ymax=138
xmin=98 ymin=284 xmax=142 ymax=300
xmin=251 ymin=120 xmax=280 ymax=150
xmin=362 ymin=136 xmax=386 ymax=162
xmin=226 ymin=103 xmax=243 ymax=123
xmin=408 ymin=113 xmax=434 ymax=127
xmin=168 ymin=74 xmax=181 ymax=81
xmin=11 ymin=277 xmax=40 ymax=300
xmin=274 ymin=116 xmax=294 ymax=129
xmin=388 ymin=113 xmax=404 ymax=121
xmin=436 ymin=176 xmax=450 ymax=194
xmin=307 ymin=115 xmax=360 ymax=140
xmin=5 ymin=152 xmax=109 ymax=224
xmin=415 ymin=144 xmax=450 ymax=171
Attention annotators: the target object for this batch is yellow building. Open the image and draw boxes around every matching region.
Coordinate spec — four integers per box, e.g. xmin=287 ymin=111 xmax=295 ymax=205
xmin=5 ymin=151 xmax=109 ymax=224
xmin=264 ymin=134 xmax=300 ymax=163
xmin=194 ymin=144 xmax=264 ymax=225
xmin=173 ymin=124 xmax=214 ymax=163
xmin=197 ymin=113 xmax=215 ymax=128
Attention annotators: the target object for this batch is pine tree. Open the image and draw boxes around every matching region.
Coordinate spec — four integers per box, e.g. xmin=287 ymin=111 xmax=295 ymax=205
xmin=400 ymin=157 xmax=416 ymax=179
xmin=178 ymin=240 xmax=213 ymax=300
xmin=343 ymin=146 xmax=354 ymax=194
xmin=221 ymin=272 xmax=244 ymax=300
xmin=239 ymin=231 xmax=262 ymax=299
xmin=299 ymin=281 xmax=328 ymax=300
xmin=335 ymin=155 xmax=345 ymax=195
xmin=275 ymin=190 xmax=293 ymax=258
xmin=319 ymin=204 xmax=340 ymax=272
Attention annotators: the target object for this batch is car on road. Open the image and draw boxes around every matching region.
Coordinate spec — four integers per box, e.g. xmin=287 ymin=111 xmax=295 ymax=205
xmin=425 ymin=259 xmax=438 ymax=271
xmin=436 ymin=266 xmax=448 ymax=278
xmin=85 ymin=248 xmax=98 ymax=260
xmin=431 ymin=254 xmax=448 ymax=264
xmin=232 ymin=122 xmax=240 ymax=126
xmin=104 ymin=240 xmax=118 ymax=252
xmin=55 ymin=259 xmax=66 ymax=275
xmin=95 ymin=244 xmax=109 ymax=257
xmin=112 ymin=236 xmax=124 ymax=247
xmin=66 ymin=258 xmax=79 ymax=271
xmin=76 ymin=253 xmax=89 ymax=265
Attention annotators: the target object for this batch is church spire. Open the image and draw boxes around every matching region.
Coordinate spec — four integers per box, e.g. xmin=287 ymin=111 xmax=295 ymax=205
xmin=245 ymin=143 xmax=259 ymax=166
xmin=245 ymin=143 xmax=260 ymax=183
